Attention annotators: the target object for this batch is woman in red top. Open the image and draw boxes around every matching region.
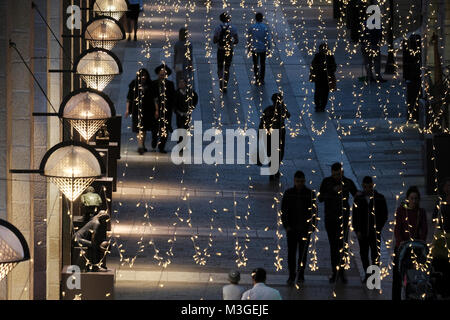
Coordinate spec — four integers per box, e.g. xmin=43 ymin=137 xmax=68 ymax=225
xmin=392 ymin=186 xmax=428 ymax=300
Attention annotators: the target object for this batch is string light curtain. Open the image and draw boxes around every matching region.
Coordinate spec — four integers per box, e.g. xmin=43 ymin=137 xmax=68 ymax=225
xmin=39 ymin=141 xmax=106 ymax=202
xmin=93 ymin=0 xmax=128 ymax=20
xmin=59 ymin=88 xmax=116 ymax=141
xmin=74 ymin=48 xmax=122 ymax=91
xmin=0 ymin=219 xmax=30 ymax=281
xmin=83 ymin=16 xmax=125 ymax=50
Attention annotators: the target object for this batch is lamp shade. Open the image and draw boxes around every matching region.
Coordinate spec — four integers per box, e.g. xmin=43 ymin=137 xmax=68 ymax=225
xmin=60 ymin=88 xmax=116 ymax=141
xmin=0 ymin=219 xmax=30 ymax=281
xmin=39 ymin=141 xmax=106 ymax=201
xmin=74 ymin=48 xmax=122 ymax=91
xmin=93 ymin=0 xmax=128 ymax=20
xmin=83 ymin=16 xmax=125 ymax=50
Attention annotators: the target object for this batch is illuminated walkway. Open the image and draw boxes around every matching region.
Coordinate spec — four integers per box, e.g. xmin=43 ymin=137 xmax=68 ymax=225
xmin=101 ymin=0 xmax=431 ymax=300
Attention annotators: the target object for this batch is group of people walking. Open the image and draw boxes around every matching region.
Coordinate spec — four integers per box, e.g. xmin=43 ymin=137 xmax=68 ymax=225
xmin=212 ymin=12 xmax=271 ymax=92
xmin=125 ymin=24 xmax=197 ymax=155
xmin=220 ymin=170 xmax=449 ymax=300
xmin=124 ymin=8 xmax=393 ymax=156
xmin=279 ymin=163 xmax=438 ymax=300
xmin=122 ymin=7 xmax=449 ymax=300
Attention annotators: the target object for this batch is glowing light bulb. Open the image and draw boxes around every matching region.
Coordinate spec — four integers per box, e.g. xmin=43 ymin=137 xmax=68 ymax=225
xmin=79 ymin=95 xmax=94 ymax=118
xmin=106 ymin=0 xmax=116 ymax=11
xmin=64 ymin=167 xmax=81 ymax=176
xmin=100 ymin=21 xmax=108 ymax=39
xmin=93 ymin=54 xmax=104 ymax=74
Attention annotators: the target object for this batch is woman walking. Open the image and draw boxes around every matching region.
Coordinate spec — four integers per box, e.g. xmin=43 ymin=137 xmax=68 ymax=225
xmin=125 ymin=68 xmax=158 ymax=155
xmin=152 ymin=64 xmax=176 ymax=153
xmin=392 ymin=186 xmax=428 ymax=300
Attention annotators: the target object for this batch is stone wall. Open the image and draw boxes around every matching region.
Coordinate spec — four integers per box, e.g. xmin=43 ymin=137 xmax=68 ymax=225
xmin=6 ymin=0 xmax=34 ymax=300
xmin=46 ymin=0 xmax=62 ymax=300
xmin=0 ymin=0 xmax=8 ymax=303
xmin=32 ymin=0 xmax=49 ymax=300
xmin=0 ymin=0 xmax=62 ymax=300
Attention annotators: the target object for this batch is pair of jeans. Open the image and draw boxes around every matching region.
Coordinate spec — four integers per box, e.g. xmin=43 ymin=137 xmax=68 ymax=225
xmin=392 ymin=247 xmax=401 ymax=300
xmin=263 ymin=129 xmax=286 ymax=178
xmin=314 ymin=80 xmax=330 ymax=110
xmin=217 ymin=48 xmax=233 ymax=87
xmin=252 ymin=51 xmax=266 ymax=83
xmin=151 ymin=127 xmax=167 ymax=151
xmin=286 ymin=230 xmax=311 ymax=279
xmin=325 ymin=217 xmax=349 ymax=273
xmin=357 ymin=232 xmax=381 ymax=272
xmin=406 ymin=80 xmax=421 ymax=122
xmin=361 ymin=46 xmax=381 ymax=79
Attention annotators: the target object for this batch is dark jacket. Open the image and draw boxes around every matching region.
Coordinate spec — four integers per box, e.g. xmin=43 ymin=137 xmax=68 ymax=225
xmin=174 ymin=88 xmax=198 ymax=116
xmin=358 ymin=1 xmax=382 ymax=49
xmin=281 ymin=187 xmax=317 ymax=234
xmin=259 ymin=103 xmax=291 ymax=131
xmin=402 ymin=35 xmax=422 ymax=81
xmin=352 ymin=190 xmax=388 ymax=236
xmin=394 ymin=204 xmax=427 ymax=248
xmin=347 ymin=0 xmax=369 ymax=42
xmin=310 ymin=51 xmax=336 ymax=84
xmin=360 ymin=24 xmax=382 ymax=50
xmin=127 ymin=79 xmax=157 ymax=132
xmin=152 ymin=79 xmax=176 ymax=131
xmin=319 ymin=176 xmax=357 ymax=222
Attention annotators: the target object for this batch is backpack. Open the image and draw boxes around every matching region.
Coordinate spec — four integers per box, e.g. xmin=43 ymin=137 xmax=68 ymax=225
xmin=218 ymin=24 xmax=232 ymax=48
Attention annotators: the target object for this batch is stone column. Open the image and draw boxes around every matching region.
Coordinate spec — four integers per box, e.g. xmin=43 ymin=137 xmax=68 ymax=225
xmin=46 ymin=0 xmax=63 ymax=300
xmin=6 ymin=0 xmax=34 ymax=300
xmin=32 ymin=0 xmax=49 ymax=300
xmin=0 ymin=0 xmax=8 ymax=302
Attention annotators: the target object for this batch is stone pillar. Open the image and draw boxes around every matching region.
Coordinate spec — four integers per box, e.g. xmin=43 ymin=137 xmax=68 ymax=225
xmin=0 ymin=0 xmax=8 ymax=302
xmin=1 ymin=0 xmax=64 ymax=300
xmin=31 ymin=0 xmax=52 ymax=300
xmin=46 ymin=0 xmax=62 ymax=300
xmin=6 ymin=0 xmax=34 ymax=300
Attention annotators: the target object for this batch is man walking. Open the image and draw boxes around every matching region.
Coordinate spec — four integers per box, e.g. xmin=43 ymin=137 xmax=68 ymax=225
xmin=319 ymin=162 xmax=358 ymax=283
xmin=352 ymin=176 xmax=388 ymax=282
xmin=246 ymin=12 xmax=271 ymax=85
xmin=309 ymin=43 xmax=336 ymax=112
xmin=281 ymin=171 xmax=317 ymax=287
xmin=258 ymin=93 xmax=291 ymax=181
xmin=402 ymin=35 xmax=422 ymax=122
xmin=213 ymin=12 xmax=239 ymax=93
xmin=174 ymin=78 xmax=198 ymax=134
xmin=152 ymin=64 xmax=176 ymax=153
xmin=359 ymin=1 xmax=387 ymax=83
xmin=241 ymin=268 xmax=282 ymax=300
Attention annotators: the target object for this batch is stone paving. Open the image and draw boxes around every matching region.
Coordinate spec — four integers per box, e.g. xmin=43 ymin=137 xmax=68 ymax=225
xmin=102 ymin=0 xmax=435 ymax=300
